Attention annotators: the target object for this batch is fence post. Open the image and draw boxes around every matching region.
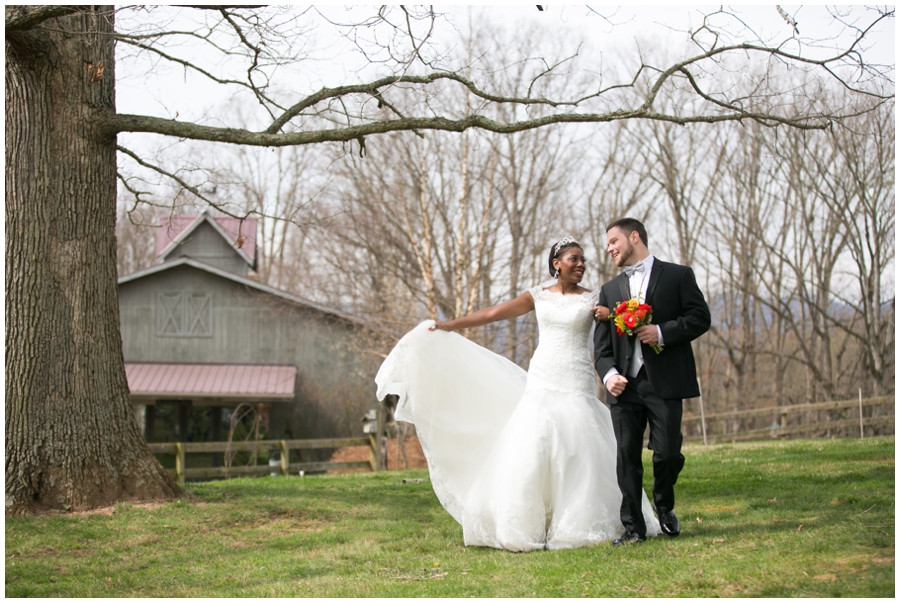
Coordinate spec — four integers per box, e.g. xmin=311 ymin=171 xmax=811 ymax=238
xmin=280 ymin=440 xmax=289 ymax=476
xmin=859 ymin=389 xmax=865 ymax=438
xmin=376 ymin=404 xmax=386 ymax=470
xmin=175 ymin=442 xmax=185 ymax=485
xmin=368 ymin=434 xmax=378 ymax=471
xmin=697 ymin=385 xmax=708 ymax=446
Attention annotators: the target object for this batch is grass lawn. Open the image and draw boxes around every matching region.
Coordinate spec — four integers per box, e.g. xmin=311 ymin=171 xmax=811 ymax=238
xmin=6 ymin=436 xmax=894 ymax=597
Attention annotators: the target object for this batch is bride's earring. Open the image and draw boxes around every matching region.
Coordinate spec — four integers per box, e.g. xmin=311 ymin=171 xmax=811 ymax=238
xmin=554 ymin=268 xmax=560 ymax=278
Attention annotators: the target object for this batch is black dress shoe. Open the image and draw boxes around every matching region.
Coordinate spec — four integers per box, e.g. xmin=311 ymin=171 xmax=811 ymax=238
xmin=659 ymin=510 xmax=680 ymax=537
xmin=613 ymin=530 xmax=646 ymax=546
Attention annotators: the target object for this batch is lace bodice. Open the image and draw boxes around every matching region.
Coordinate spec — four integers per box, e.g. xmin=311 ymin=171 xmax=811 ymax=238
xmin=525 ymin=286 xmax=599 ymax=397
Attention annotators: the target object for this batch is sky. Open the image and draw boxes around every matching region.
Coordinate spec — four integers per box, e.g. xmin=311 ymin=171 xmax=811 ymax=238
xmin=115 ymin=5 xmax=895 ymax=124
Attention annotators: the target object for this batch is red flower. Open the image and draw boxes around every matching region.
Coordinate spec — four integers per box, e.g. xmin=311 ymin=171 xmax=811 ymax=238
xmin=634 ymin=309 xmax=647 ymax=321
xmin=638 ymin=303 xmax=652 ymax=313
xmin=624 ymin=314 xmax=637 ymax=329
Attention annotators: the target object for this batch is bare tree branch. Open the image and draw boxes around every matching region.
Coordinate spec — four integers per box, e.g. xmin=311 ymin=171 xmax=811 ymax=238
xmin=117 ymin=144 xmax=253 ymax=220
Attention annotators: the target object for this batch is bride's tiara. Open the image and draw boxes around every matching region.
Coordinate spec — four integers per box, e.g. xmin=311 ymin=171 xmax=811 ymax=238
xmin=553 ymin=236 xmax=578 ymax=255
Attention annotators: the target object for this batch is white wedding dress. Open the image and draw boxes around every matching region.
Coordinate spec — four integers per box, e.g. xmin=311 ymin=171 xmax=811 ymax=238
xmin=375 ymin=287 xmax=660 ymax=551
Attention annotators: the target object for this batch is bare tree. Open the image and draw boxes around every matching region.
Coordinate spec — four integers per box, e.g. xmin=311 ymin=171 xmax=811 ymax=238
xmin=210 ymin=143 xmax=326 ymax=292
xmin=706 ymin=94 xmax=894 ymax=405
xmin=640 ymin=119 xmax=726 ymax=267
xmin=582 ymin=121 xmax=656 ymax=286
xmin=799 ymin=100 xmax=895 ymax=395
xmin=315 ymin=126 xmax=501 ymax=333
xmin=703 ymin=120 xmax=782 ymax=414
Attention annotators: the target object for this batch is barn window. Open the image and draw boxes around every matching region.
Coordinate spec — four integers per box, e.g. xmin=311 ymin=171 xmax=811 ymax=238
xmin=157 ymin=293 xmax=213 ymax=337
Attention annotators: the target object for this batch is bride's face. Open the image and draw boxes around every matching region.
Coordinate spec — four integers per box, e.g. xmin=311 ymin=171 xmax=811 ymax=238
xmin=606 ymin=227 xmax=635 ymax=267
xmin=555 ymin=247 xmax=585 ymax=283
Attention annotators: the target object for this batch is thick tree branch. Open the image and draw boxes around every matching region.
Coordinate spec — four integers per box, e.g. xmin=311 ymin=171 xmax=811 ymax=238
xmin=263 ymin=72 xmax=585 ymax=135
xmin=107 ymin=104 xmax=836 ymax=148
xmin=172 ymin=5 xmax=265 ymax=9
xmin=5 ymin=5 xmax=82 ymax=30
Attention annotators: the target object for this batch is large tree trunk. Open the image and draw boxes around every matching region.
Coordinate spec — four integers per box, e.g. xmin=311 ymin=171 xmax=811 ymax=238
xmin=5 ymin=6 xmax=180 ymax=514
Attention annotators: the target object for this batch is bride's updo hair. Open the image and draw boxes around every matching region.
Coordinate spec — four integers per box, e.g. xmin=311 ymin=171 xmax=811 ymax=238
xmin=548 ymin=236 xmax=583 ymax=277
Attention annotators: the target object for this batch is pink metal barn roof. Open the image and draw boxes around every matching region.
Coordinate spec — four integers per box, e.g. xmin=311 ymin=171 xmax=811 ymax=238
xmin=155 ymin=214 xmax=257 ymax=262
xmin=125 ymin=363 xmax=296 ymax=400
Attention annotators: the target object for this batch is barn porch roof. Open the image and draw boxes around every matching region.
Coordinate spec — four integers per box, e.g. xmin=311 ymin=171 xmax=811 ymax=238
xmin=126 ymin=362 xmax=296 ymax=401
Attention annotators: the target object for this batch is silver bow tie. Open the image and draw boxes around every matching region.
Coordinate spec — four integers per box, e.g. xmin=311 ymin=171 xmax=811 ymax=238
xmin=624 ymin=263 xmax=645 ymax=277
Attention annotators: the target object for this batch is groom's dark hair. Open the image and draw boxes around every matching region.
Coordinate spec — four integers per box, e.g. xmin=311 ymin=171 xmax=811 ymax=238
xmin=607 ymin=217 xmax=648 ymax=247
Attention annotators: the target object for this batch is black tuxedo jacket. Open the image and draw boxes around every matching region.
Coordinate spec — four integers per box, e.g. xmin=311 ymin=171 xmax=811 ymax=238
xmin=593 ymin=259 xmax=711 ymax=401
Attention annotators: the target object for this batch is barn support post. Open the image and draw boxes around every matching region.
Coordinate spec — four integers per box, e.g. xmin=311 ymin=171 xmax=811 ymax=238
xmin=211 ymin=406 xmax=222 ymax=467
xmin=178 ymin=402 xmax=189 ymax=443
xmin=145 ymin=404 xmax=156 ymax=442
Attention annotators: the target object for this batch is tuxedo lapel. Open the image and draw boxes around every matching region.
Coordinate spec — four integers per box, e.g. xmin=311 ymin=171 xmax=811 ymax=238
xmin=618 ymin=273 xmax=630 ymax=302
xmin=646 ymin=261 xmax=664 ymax=304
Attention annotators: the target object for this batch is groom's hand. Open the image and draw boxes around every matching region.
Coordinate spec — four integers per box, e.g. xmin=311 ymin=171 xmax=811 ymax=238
xmin=591 ymin=305 xmax=610 ymax=321
xmin=605 ymin=374 xmax=628 ymax=397
xmin=636 ymin=325 xmax=659 ymax=345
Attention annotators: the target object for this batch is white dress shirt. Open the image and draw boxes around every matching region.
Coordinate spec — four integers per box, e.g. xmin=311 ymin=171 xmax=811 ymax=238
xmin=602 ymin=255 xmax=665 ymax=386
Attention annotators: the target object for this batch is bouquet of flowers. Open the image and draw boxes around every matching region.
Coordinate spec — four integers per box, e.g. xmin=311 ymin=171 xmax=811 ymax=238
xmin=611 ymin=298 xmax=662 ymax=354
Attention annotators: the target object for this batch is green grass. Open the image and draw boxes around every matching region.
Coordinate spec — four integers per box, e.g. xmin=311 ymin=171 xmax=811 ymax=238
xmin=6 ymin=437 xmax=894 ymax=597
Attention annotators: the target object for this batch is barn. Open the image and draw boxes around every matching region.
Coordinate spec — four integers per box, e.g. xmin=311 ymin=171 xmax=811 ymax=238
xmin=117 ymin=212 xmax=377 ymax=449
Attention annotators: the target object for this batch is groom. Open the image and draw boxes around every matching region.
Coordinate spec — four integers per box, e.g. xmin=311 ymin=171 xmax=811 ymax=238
xmin=592 ymin=218 xmax=710 ymax=545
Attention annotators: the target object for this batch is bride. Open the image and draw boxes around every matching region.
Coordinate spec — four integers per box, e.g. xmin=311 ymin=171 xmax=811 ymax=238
xmin=375 ymin=236 xmax=660 ymax=551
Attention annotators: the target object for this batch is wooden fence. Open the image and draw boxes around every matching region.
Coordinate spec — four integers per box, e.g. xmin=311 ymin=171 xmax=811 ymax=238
xmin=683 ymin=395 xmax=894 ymax=444
xmin=148 ymin=436 xmax=378 ymax=485
xmin=149 ymin=396 xmax=893 ymax=482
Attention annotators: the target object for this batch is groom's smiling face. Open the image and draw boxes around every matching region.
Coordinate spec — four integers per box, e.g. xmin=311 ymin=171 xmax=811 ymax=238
xmin=606 ymin=227 xmax=636 ymax=268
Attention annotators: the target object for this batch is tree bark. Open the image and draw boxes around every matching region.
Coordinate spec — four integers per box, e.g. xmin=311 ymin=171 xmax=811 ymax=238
xmin=5 ymin=7 xmax=180 ymax=514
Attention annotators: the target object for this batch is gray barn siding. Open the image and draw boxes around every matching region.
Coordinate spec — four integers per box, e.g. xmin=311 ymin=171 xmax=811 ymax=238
xmin=162 ymin=221 xmax=249 ymax=276
xmin=118 ymin=264 xmax=375 ymax=439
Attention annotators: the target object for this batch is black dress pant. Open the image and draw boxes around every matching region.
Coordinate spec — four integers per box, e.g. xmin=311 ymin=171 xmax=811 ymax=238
xmin=610 ymin=366 xmax=685 ymax=536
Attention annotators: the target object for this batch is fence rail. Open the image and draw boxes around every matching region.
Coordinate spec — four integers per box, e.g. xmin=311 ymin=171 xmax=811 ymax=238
xmin=147 ymin=436 xmax=378 ymax=484
xmin=683 ymin=395 xmax=894 ymax=444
